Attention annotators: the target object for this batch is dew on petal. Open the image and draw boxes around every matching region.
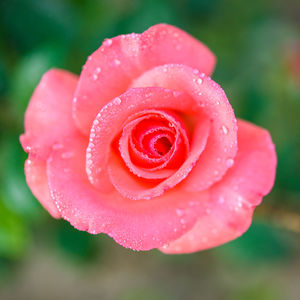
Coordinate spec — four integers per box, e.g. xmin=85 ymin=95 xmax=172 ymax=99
xmin=226 ymin=158 xmax=234 ymax=167
xmin=103 ymin=38 xmax=112 ymax=46
xmin=176 ymin=208 xmax=184 ymax=217
xmin=114 ymin=58 xmax=121 ymax=66
xmin=173 ymin=91 xmax=181 ymax=97
xmin=53 ymin=143 xmax=63 ymax=150
xmin=61 ymin=152 xmax=73 ymax=159
xmin=218 ymin=196 xmax=225 ymax=204
xmin=221 ymin=125 xmax=229 ymax=135
xmin=176 ymin=44 xmax=182 ymax=51
xmin=113 ymin=97 xmax=122 ymax=105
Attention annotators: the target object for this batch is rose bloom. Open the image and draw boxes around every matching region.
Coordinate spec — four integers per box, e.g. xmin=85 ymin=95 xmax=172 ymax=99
xmin=20 ymin=24 xmax=276 ymax=254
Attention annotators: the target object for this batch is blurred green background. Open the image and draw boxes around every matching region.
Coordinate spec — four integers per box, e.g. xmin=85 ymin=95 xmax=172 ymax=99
xmin=0 ymin=0 xmax=299 ymax=299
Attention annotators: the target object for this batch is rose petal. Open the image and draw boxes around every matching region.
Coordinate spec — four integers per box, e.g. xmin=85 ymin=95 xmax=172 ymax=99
xmin=73 ymin=24 xmax=216 ymax=134
xmin=20 ymin=69 xmax=78 ymax=217
xmin=132 ymin=64 xmax=238 ymax=191
xmin=25 ymin=154 xmax=60 ymax=218
xmin=118 ymin=110 xmax=189 ymax=180
xmin=20 ymin=69 xmax=78 ymax=159
xmin=86 ymin=87 xmax=196 ymax=192
xmin=160 ymin=119 xmax=277 ymax=254
xmin=108 ymin=117 xmax=210 ymax=200
xmin=47 ymin=132 xmax=209 ymax=250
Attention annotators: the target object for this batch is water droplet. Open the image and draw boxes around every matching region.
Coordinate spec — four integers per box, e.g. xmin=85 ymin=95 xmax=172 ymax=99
xmin=113 ymin=97 xmax=121 ymax=105
xmin=221 ymin=125 xmax=228 ymax=135
xmin=173 ymin=91 xmax=181 ymax=97
xmin=93 ymin=119 xmax=99 ymax=125
xmin=218 ymin=196 xmax=224 ymax=204
xmin=61 ymin=152 xmax=73 ymax=159
xmin=226 ymin=158 xmax=234 ymax=167
xmin=53 ymin=143 xmax=63 ymax=150
xmin=197 ymin=78 xmax=203 ymax=84
xmin=92 ymin=74 xmax=98 ymax=80
xmin=176 ymin=208 xmax=184 ymax=217
xmin=193 ymin=69 xmax=199 ymax=75
xmin=176 ymin=44 xmax=182 ymax=51
xmin=103 ymin=38 xmax=112 ymax=46
xmin=114 ymin=58 xmax=120 ymax=66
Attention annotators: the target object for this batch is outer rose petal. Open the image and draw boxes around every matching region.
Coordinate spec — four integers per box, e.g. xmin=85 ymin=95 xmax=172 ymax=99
xmin=132 ymin=64 xmax=238 ymax=191
xmin=25 ymin=154 xmax=60 ymax=218
xmin=73 ymin=23 xmax=216 ymax=134
xmin=20 ymin=69 xmax=78 ymax=218
xmin=47 ymin=133 xmax=210 ymax=250
xmin=20 ymin=69 xmax=79 ymax=158
xmin=160 ymin=119 xmax=277 ymax=254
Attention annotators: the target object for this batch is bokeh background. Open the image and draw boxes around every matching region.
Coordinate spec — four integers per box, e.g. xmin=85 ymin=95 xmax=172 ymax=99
xmin=0 ymin=0 xmax=300 ymax=299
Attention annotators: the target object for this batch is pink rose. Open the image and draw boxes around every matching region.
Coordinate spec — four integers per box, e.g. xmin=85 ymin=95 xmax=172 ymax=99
xmin=21 ymin=24 xmax=276 ymax=254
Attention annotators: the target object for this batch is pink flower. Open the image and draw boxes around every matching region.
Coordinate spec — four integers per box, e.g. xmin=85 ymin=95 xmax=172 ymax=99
xmin=20 ymin=24 xmax=276 ymax=254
